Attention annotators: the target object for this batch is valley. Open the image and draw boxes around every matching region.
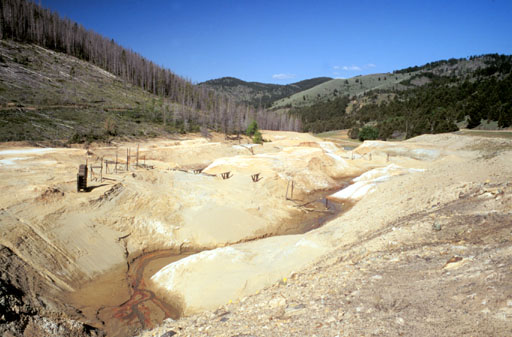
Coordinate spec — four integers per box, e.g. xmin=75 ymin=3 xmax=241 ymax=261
xmin=1 ymin=1 xmax=511 ymax=336
xmin=1 ymin=130 xmax=510 ymax=336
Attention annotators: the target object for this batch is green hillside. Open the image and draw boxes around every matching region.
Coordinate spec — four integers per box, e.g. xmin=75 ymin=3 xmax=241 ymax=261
xmin=287 ymin=54 xmax=512 ymax=136
xmin=272 ymin=73 xmax=413 ymax=108
xmin=199 ymin=76 xmax=332 ymax=108
xmin=272 ymin=56 xmax=490 ymax=109
xmin=0 ymin=0 xmax=303 ymax=144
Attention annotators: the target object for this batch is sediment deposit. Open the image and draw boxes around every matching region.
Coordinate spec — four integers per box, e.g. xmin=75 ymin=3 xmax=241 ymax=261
xmin=1 ymin=131 xmax=510 ymax=337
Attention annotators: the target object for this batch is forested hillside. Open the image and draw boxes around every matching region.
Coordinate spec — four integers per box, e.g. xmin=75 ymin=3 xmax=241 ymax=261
xmin=288 ymin=55 xmax=512 ymax=138
xmin=1 ymin=0 xmax=510 ymax=143
xmin=0 ymin=0 xmax=300 ymax=142
xmin=199 ymin=77 xmax=332 ymax=108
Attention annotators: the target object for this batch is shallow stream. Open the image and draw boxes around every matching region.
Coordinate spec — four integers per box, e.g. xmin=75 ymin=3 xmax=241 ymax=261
xmin=65 ymin=180 xmax=354 ymax=337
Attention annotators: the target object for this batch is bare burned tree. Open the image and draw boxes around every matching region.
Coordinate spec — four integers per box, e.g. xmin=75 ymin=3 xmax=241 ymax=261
xmin=0 ymin=0 xmax=302 ymax=133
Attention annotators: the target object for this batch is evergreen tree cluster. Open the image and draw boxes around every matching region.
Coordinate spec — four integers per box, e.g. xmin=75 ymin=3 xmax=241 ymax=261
xmin=355 ymin=72 xmax=512 ymax=139
xmin=289 ymin=96 xmax=351 ymax=133
xmin=290 ymin=57 xmax=512 ymax=139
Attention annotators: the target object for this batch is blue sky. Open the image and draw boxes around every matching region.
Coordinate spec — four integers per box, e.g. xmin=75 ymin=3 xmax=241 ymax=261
xmin=41 ymin=0 xmax=512 ymax=84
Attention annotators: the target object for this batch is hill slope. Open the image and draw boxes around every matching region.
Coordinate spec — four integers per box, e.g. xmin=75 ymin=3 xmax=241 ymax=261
xmin=272 ymin=73 xmax=412 ymax=108
xmin=0 ymin=0 xmax=301 ymax=142
xmin=199 ymin=76 xmax=332 ymax=107
xmin=272 ymin=57 xmax=490 ymax=109
xmin=0 ymin=39 xmax=184 ymax=143
xmin=284 ymin=54 xmax=512 ymax=135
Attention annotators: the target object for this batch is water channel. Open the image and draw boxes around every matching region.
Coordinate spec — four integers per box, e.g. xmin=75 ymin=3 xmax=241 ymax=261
xmin=64 ymin=181 xmax=354 ymax=337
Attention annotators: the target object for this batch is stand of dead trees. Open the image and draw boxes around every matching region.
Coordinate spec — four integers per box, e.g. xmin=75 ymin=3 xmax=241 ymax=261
xmin=0 ymin=0 xmax=302 ymax=134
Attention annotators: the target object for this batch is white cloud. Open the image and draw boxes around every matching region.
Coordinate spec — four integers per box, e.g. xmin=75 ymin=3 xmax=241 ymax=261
xmin=272 ymin=73 xmax=296 ymax=80
xmin=334 ymin=63 xmax=375 ymax=72
xmin=342 ymin=65 xmax=362 ymax=71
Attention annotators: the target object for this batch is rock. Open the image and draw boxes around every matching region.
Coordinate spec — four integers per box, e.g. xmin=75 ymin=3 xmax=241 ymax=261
xmin=160 ymin=331 xmax=176 ymax=337
xmin=283 ymin=304 xmax=306 ymax=317
xmin=432 ymin=222 xmax=442 ymax=231
xmin=269 ymin=297 xmax=286 ymax=309
xmin=443 ymin=256 xmax=463 ymax=269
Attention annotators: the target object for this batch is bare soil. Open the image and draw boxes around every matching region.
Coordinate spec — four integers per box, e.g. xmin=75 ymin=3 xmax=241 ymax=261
xmin=139 ymin=133 xmax=512 ymax=337
xmin=1 ymin=131 xmax=511 ymax=337
xmin=62 ymin=185 xmax=352 ymax=337
xmin=142 ymin=181 xmax=512 ymax=337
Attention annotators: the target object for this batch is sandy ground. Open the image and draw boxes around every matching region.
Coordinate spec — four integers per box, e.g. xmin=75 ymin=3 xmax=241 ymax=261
xmin=0 ymin=131 xmax=375 ymax=336
xmin=1 ymin=131 xmax=511 ymax=337
xmin=139 ymin=133 xmax=512 ymax=337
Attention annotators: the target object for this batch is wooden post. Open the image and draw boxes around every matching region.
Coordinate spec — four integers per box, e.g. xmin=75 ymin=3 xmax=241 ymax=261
xmin=136 ymin=144 xmax=139 ymax=168
xmin=285 ymin=180 xmax=290 ymax=200
xmin=126 ymin=148 xmax=129 ymax=171
xmin=290 ymin=180 xmax=294 ymax=200
xmin=100 ymin=157 xmax=103 ymax=183
xmin=325 ymin=198 xmax=329 ymax=208
xmin=251 ymin=173 xmax=261 ymax=182
xmin=115 ymin=150 xmax=118 ymax=173
xmin=89 ymin=163 xmax=93 ymax=181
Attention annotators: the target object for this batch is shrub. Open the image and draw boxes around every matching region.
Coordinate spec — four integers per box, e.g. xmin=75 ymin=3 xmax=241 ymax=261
xmin=68 ymin=131 xmax=109 ymax=144
xmin=103 ymin=116 xmax=118 ymax=136
xmin=348 ymin=127 xmax=359 ymax=139
xmin=252 ymin=130 xmax=263 ymax=144
xmin=246 ymin=120 xmax=258 ymax=137
xmin=358 ymin=126 xmax=379 ymax=141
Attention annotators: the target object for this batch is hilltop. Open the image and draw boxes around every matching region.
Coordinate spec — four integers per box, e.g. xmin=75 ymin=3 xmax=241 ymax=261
xmin=199 ymin=76 xmax=332 ymax=108
xmin=198 ymin=54 xmax=512 ymax=139
xmin=272 ymin=73 xmax=410 ymax=109
xmin=272 ymin=56 xmax=489 ymax=109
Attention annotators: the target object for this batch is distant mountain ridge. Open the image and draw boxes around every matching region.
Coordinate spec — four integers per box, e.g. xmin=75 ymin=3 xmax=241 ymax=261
xmin=200 ymin=55 xmax=498 ymax=112
xmin=199 ymin=76 xmax=332 ymax=107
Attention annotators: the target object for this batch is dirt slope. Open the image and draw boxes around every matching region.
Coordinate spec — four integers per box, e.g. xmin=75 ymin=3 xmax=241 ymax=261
xmin=140 ymin=133 xmax=512 ymax=337
xmin=0 ymin=132 xmax=510 ymax=337
xmin=0 ymin=132 xmax=372 ymax=336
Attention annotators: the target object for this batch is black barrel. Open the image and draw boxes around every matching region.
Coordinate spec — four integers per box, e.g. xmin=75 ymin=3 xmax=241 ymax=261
xmin=77 ymin=164 xmax=88 ymax=192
